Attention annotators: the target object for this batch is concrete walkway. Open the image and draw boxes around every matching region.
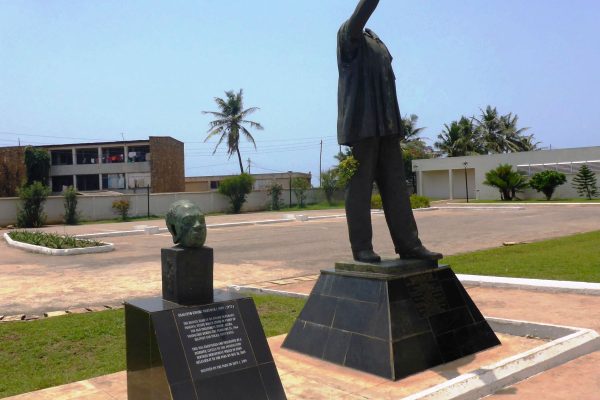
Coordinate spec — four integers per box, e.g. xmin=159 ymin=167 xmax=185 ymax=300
xmin=3 ymin=205 xmax=600 ymax=316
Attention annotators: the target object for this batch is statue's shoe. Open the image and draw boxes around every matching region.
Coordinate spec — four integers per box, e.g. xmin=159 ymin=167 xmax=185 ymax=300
xmin=352 ymin=249 xmax=382 ymax=263
xmin=401 ymin=245 xmax=443 ymax=260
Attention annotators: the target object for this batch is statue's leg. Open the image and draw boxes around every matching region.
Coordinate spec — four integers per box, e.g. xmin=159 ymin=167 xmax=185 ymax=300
xmin=345 ymin=137 xmax=378 ymax=254
xmin=375 ymin=136 xmax=422 ymax=254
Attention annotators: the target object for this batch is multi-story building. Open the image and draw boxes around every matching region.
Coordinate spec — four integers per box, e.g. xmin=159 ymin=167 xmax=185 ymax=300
xmin=0 ymin=136 xmax=185 ymax=194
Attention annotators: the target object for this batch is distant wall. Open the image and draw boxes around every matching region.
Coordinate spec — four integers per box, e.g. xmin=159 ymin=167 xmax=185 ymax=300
xmin=150 ymin=137 xmax=185 ymax=193
xmin=0 ymin=188 xmax=331 ymax=226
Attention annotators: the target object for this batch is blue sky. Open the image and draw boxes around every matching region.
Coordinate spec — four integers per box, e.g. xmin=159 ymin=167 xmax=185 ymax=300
xmin=1 ymin=1 xmax=599 ymax=182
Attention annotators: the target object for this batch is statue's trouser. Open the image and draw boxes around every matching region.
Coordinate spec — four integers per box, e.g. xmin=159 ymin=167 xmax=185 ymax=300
xmin=345 ymin=135 xmax=422 ymax=255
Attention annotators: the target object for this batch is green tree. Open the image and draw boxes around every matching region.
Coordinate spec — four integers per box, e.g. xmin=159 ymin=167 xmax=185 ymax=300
xmin=483 ymin=164 xmax=528 ymax=201
xmin=572 ymin=164 xmax=598 ymax=200
xmin=24 ymin=146 xmax=50 ymax=185
xmin=266 ymin=182 xmax=283 ymax=210
xmin=218 ymin=173 xmax=255 ymax=213
xmin=292 ymin=177 xmax=311 ymax=208
xmin=203 ymin=89 xmax=263 ymax=174
xmin=0 ymin=160 xmax=23 ymax=197
xmin=16 ymin=181 xmax=50 ymax=227
xmin=529 ymin=170 xmax=567 ymax=200
xmin=63 ymin=186 xmax=79 ymax=225
xmin=320 ymin=169 xmax=339 ymax=205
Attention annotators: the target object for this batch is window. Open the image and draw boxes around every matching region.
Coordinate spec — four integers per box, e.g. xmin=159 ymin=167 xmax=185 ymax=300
xmin=76 ymin=174 xmax=100 ymax=191
xmin=210 ymin=181 xmax=220 ymax=189
xmin=102 ymin=174 xmax=126 ymax=190
xmin=102 ymin=147 xmax=125 ymax=164
xmin=51 ymin=150 xmax=73 ymax=166
xmin=76 ymin=148 xmax=99 ymax=165
xmin=127 ymin=146 xmax=150 ymax=163
xmin=51 ymin=175 xmax=74 ymax=192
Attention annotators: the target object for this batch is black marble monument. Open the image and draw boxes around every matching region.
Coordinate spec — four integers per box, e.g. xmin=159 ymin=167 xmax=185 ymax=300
xmin=126 ymin=200 xmax=286 ymax=399
xmin=282 ymin=260 xmax=500 ymax=381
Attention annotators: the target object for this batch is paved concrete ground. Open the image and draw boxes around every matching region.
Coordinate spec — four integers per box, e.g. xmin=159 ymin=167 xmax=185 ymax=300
xmin=6 ymin=284 xmax=598 ymax=400
xmin=255 ymin=279 xmax=600 ymax=400
xmin=5 ymin=331 xmax=544 ymax=400
xmin=2 ymin=205 xmax=600 ymax=315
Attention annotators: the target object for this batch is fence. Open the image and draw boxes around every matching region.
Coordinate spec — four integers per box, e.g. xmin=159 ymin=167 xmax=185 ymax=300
xmin=0 ymin=188 xmax=333 ymax=226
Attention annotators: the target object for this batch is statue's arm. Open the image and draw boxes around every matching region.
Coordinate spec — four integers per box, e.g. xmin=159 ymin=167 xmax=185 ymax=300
xmin=347 ymin=0 xmax=380 ymax=39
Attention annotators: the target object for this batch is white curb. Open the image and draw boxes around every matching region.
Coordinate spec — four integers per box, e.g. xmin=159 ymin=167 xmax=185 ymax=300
xmin=457 ymin=274 xmax=600 ymax=296
xmin=4 ymin=232 xmax=114 ymax=256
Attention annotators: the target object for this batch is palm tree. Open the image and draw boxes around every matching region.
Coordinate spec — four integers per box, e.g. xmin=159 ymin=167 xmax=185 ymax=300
xmin=203 ymin=89 xmax=263 ymax=174
xmin=434 ymin=117 xmax=482 ymax=157
xmin=474 ymin=106 xmax=505 ymax=153
xmin=483 ymin=164 xmax=528 ymax=201
xmin=401 ymin=114 xmax=426 ymax=142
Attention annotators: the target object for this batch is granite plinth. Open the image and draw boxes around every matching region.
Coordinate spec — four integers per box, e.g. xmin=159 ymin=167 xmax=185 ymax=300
xmin=161 ymin=246 xmax=213 ymax=305
xmin=125 ymin=292 xmax=286 ymax=400
xmin=282 ymin=263 xmax=500 ymax=381
xmin=335 ymin=257 xmax=438 ymax=275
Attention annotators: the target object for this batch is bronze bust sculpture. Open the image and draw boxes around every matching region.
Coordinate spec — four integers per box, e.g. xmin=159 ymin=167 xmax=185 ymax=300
xmin=338 ymin=0 xmax=441 ymax=263
xmin=165 ymin=200 xmax=207 ymax=248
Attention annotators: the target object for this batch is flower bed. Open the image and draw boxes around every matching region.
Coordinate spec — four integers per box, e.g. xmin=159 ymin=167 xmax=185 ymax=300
xmin=4 ymin=231 xmax=114 ymax=256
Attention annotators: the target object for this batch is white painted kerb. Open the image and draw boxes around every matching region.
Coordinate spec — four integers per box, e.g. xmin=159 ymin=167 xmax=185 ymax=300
xmin=4 ymin=232 xmax=114 ymax=256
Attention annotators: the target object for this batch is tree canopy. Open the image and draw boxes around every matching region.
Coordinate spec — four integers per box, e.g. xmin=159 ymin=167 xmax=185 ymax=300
xmin=435 ymin=106 xmax=539 ymax=157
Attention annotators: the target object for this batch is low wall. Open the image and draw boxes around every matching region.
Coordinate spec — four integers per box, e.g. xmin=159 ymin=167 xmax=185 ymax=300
xmin=0 ymin=188 xmax=332 ymax=226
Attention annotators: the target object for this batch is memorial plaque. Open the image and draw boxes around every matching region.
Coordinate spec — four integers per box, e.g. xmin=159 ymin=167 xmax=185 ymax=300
xmin=174 ymin=301 xmax=256 ymax=379
xmin=126 ymin=295 xmax=287 ymax=400
xmin=404 ymin=272 xmax=449 ymax=317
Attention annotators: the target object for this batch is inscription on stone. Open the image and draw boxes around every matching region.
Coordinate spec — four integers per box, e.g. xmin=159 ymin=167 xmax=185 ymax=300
xmin=174 ymin=301 xmax=256 ymax=379
xmin=404 ymin=273 xmax=449 ymax=317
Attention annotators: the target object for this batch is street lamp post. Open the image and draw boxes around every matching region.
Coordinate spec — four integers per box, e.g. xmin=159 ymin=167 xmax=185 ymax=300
xmin=288 ymin=171 xmax=293 ymax=207
xmin=463 ymin=161 xmax=469 ymax=203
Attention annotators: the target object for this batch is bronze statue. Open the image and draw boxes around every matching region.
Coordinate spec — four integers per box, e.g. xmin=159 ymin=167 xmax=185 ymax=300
xmin=165 ymin=200 xmax=207 ymax=248
xmin=338 ymin=0 xmax=441 ymax=263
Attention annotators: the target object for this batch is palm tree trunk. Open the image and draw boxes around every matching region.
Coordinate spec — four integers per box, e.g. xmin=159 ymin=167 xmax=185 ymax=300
xmin=236 ymin=148 xmax=244 ymax=174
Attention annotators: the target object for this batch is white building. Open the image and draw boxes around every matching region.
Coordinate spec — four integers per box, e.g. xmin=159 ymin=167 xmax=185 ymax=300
xmin=412 ymin=146 xmax=600 ymax=200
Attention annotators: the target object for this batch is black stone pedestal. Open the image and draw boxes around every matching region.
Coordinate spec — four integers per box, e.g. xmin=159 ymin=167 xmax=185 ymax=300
xmin=125 ymin=291 xmax=287 ymax=400
xmin=282 ymin=260 xmax=500 ymax=381
xmin=161 ymin=246 xmax=213 ymax=305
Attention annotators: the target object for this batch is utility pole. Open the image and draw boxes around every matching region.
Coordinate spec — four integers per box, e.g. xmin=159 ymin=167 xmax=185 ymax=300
xmin=247 ymin=158 xmax=251 ymax=174
xmin=319 ymin=140 xmax=323 ymax=187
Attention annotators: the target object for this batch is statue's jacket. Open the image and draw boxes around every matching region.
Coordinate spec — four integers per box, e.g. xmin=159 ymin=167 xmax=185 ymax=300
xmin=337 ymin=22 xmax=404 ymax=146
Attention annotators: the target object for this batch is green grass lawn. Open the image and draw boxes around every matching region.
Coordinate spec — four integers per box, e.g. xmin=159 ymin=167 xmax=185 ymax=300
xmin=0 ymin=295 xmax=305 ymax=398
xmin=466 ymin=198 xmax=600 ymax=203
xmin=444 ymin=230 xmax=600 ymax=282
xmin=276 ymin=200 xmax=345 ymax=212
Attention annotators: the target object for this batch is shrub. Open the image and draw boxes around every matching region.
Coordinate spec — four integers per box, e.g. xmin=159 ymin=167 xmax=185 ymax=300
xmin=483 ymin=164 xmax=528 ymax=201
xmin=370 ymin=193 xmax=430 ymax=209
xmin=112 ymin=199 xmax=130 ymax=221
xmin=529 ymin=170 xmax=567 ymax=200
xmin=16 ymin=182 xmax=50 ymax=228
xmin=266 ymin=182 xmax=283 ymax=210
xmin=410 ymin=194 xmax=430 ymax=209
xmin=371 ymin=193 xmax=383 ymax=209
xmin=63 ymin=186 xmax=79 ymax=225
xmin=292 ymin=177 xmax=311 ymax=208
xmin=572 ymin=164 xmax=598 ymax=200
xmin=218 ymin=173 xmax=255 ymax=213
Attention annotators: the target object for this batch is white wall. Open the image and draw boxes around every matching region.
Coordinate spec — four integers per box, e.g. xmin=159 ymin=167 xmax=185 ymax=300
xmin=414 ymin=146 xmax=600 ymax=200
xmin=421 ymin=171 xmax=449 ymax=199
xmin=0 ymin=188 xmax=328 ymax=226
